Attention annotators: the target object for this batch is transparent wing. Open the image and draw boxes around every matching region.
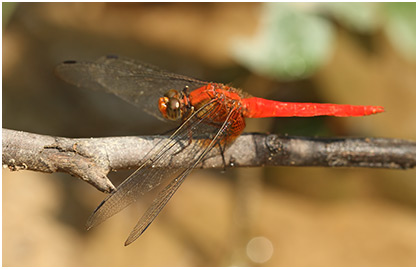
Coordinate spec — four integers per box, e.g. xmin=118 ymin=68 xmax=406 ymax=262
xmin=124 ymin=105 xmax=241 ymax=245
xmin=86 ymin=99 xmax=242 ymax=244
xmin=55 ymin=55 xmax=209 ymax=120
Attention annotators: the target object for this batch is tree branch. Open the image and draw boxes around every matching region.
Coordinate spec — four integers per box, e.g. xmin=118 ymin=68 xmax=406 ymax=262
xmin=3 ymin=128 xmax=415 ymax=193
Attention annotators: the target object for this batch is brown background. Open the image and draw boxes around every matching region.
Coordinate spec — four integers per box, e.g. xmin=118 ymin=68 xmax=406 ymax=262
xmin=2 ymin=3 xmax=415 ymax=266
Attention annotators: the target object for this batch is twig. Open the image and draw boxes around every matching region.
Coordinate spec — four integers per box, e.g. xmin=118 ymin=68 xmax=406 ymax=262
xmin=2 ymin=128 xmax=415 ymax=193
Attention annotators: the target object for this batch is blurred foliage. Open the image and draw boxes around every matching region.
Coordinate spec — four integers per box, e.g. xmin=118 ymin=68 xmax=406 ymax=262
xmin=232 ymin=3 xmax=334 ymax=81
xmin=232 ymin=2 xmax=416 ymax=81
xmin=325 ymin=2 xmax=380 ymax=33
xmin=382 ymin=2 xmax=416 ymax=60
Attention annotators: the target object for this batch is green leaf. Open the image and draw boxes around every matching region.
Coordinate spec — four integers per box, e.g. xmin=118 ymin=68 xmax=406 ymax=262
xmin=383 ymin=2 xmax=416 ymax=61
xmin=231 ymin=3 xmax=335 ymax=81
xmin=323 ymin=2 xmax=380 ymax=33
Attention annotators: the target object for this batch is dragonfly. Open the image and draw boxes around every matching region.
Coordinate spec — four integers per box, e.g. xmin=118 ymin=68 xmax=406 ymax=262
xmin=55 ymin=55 xmax=384 ymax=246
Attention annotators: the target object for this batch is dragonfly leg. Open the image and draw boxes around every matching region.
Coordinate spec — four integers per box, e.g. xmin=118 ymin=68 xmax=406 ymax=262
xmin=216 ymin=140 xmax=228 ymax=172
xmin=171 ymin=128 xmax=193 ymax=157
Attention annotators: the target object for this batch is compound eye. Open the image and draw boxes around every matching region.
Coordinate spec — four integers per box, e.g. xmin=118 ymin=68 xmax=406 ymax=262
xmin=158 ymin=90 xmax=183 ymax=121
xmin=168 ymin=98 xmax=180 ymax=111
xmin=166 ymin=98 xmax=183 ymax=120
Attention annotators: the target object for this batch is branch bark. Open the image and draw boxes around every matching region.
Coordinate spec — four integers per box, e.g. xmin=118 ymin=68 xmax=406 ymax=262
xmin=3 ymin=128 xmax=415 ymax=193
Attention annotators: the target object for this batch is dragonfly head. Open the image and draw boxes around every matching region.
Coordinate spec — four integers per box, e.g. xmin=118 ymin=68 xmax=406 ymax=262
xmin=158 ymin=89 xmax=184 ymax=121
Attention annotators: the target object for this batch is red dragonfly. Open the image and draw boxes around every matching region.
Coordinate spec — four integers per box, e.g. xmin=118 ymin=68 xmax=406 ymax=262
xmin=56 ymin=55 xmax=384 ymax=245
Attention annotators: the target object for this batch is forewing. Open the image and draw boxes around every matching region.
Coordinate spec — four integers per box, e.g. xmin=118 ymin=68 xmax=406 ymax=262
xmin=86 ymin=99 xmax=231 ymax=231
xmin=124 ymin=105 xmax=242 ymax=245
xmin=55 ymin=55 xmax=208 ymax=120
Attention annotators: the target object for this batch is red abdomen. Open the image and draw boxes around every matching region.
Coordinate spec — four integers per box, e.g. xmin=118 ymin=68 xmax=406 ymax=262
xmin=242 ymin=97 xmax=384 ymax=118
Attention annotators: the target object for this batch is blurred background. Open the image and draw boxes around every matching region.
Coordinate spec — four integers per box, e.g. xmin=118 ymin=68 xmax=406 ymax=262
xmin=2 ymin=2 xmax=415 ymax=266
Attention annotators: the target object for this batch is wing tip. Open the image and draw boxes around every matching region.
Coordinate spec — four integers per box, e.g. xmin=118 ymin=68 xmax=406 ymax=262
xmin=85 ymin=198 xmax=109 ymax=230
xmin=124 ymin=222 xmax=151 ymax=246
xmin=85 ymin=215 xmax=97 ymax=230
